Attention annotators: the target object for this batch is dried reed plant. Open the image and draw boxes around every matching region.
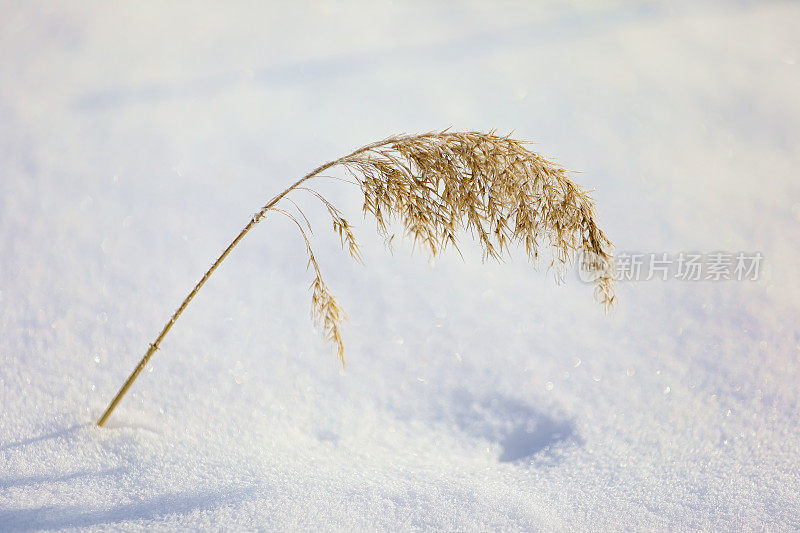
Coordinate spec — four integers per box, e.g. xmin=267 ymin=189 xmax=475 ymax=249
xmin=96 ymin=131 xmax=614 ymax=427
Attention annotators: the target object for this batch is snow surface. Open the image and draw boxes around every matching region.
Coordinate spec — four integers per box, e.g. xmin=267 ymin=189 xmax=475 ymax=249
xmin=2 ymin=1 xmax=799 ymax=530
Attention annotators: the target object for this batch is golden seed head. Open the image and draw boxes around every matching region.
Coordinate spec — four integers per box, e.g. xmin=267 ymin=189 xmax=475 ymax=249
xmin=274 ymin=131 xmax=615 ymax=365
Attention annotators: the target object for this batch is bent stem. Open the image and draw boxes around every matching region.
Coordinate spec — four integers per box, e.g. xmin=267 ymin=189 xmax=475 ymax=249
xmin=96 ymin=139 xmax=385 ymax=427
xmin=95 ymin=215 xmax=261 ymax=427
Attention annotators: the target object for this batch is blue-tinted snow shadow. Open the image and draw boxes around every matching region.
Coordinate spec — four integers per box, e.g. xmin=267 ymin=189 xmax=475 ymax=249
xmin=0 ymin=420 xmax=258 ymax=531
xmin=0 ymin=423 xmax=87 ymax=452
xmin=71 ymin=4 xmax=663 ymax=111
xmin=447 ymin=389 xmax=582 ymax=465
xmin=0 ymin=468 xmax=123 ymax=491
xmin=0 ymin=486 xmax=255 ymax=532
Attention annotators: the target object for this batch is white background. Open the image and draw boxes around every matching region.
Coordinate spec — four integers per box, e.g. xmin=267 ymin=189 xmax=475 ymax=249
xmin=1 ymin=1 xmax=799 ymax=529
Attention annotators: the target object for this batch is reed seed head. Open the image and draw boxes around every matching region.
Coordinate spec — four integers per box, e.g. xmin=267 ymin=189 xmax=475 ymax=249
xmin=274 ymin=131 xmax=614 ymax=365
